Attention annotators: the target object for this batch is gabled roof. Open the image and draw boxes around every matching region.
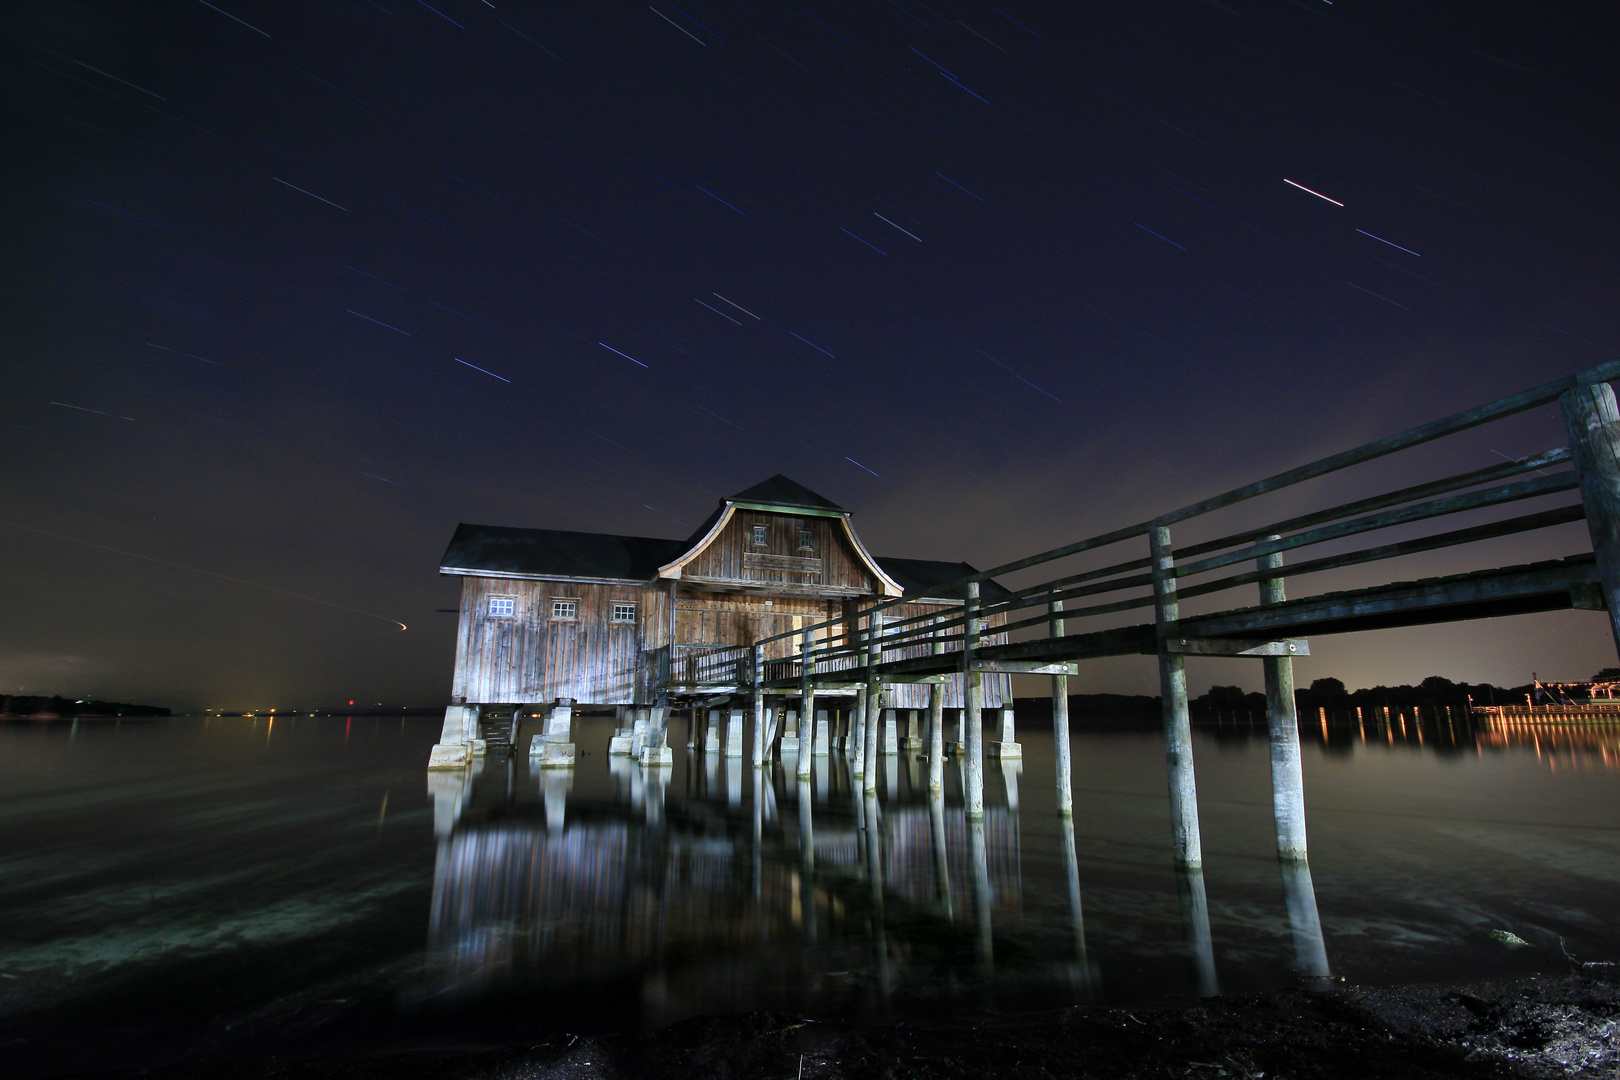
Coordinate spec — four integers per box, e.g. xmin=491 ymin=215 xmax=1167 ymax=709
xmin=727 ymin=474 xmax=844 ymax=513
xmin=440 ymin=523 xmax=687 ymax=581
xmin=874 ymin=557 xmax=1013 ymax=601
xmin=439 ymin=479 xmax=1007 ymax=599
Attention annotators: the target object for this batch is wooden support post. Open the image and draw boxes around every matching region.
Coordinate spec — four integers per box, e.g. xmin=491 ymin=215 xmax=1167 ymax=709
xmin=751 ymin=645 xmax=766 ymax=767
xmin=1151 ymin=525 xmax=1203 ymax=869
xmin=964 ymin=581 xmax=985 ymax=819
xmin=851 ymin=688 xmax=866 ymax=763
xmin=797 ymin=629 xmax=815 ymax=778
xmin=1050 ymin=597 xmax=1073 ymax=816
xmin=1260 ymin=538 xmax=1308 ymax=862
xmin=864 ymin=613 xmax=882 ymax=792
xmin=1561 ymin=380 xmax=1620 ymax=659
xmin=928 ymin=615 xmax=945 ymax=792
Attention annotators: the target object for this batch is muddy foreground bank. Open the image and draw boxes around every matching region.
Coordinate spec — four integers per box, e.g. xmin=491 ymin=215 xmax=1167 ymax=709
xmin=59 ymin=970 xmax=1619 ymax=1080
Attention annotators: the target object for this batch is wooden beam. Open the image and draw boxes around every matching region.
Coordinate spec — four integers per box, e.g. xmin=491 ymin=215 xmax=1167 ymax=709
xmin=1157 ymin=638 xmax=1309 ymax=657
xmin=974 ymin=660 xmax=1082 ymax=674
xmin=1177 ymin=555 xmax=1596 ymax=638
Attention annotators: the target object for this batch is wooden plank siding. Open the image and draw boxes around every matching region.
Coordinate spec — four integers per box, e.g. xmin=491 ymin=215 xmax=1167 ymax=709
xmin=680 ymin=511 xmax=876 ymax=594
xmin=454 ymin=577 xmax=668 ymax=706
xmin=674 ymin=593 xmax=833 ymax=663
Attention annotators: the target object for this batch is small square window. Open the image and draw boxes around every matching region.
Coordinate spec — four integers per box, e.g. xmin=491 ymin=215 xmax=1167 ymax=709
xmin=751 ymin=524 xmax=768 ymax=545
xmin=488 ymin=596 xmax=516 ymax=618
xmin=551 ymin=599 xmax=578 ymax=620
xmin=798 ymin=528 xmax=814 ymax=551
xmin=611 ymin=602 xmax=637 ymax=623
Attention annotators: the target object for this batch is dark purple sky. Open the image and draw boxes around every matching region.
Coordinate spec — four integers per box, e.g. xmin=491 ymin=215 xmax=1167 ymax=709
xmin=4 ymin=0 xmax=1617 ymax=711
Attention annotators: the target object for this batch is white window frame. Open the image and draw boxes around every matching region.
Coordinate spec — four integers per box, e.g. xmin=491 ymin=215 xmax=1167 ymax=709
xmin=798 ymin=528 xmax=814 ymax=551
xmin=751 ymin=523 xmax=768 ymax=546
xmin=488 ymin=595 xmax=516 ymax=618
xmin=551 ymin=598 xmax=579 ymax=621
xmin=610 ymin=602 xmax=637 ymax=624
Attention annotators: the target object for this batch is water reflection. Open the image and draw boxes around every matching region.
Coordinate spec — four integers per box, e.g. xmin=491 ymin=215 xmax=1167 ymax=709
xmin=423 ymin=733 xmax=1332 ymax=1020
xmin=1279 ymin=859 xmax=1331 ymax=984
xmin=1203 ymin=710 xmax=1620 ymax=771
xmin=1479 ymin=716 xmax=1620 ymax=771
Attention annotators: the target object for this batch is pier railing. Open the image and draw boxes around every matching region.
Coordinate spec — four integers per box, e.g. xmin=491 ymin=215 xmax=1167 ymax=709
xmin=669 ymin=644 xmax=752 ymax=689
xmin=754 ymin=358 xmax=1620 ymax=684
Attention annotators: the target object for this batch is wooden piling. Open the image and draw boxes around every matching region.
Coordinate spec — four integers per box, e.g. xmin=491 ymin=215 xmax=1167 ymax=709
xmin=1259 ymin=540 xmax=1308 ymax=862
xmin=797 ymin=629 xmax=814 ymax=778
xmin=1151 ymin=526 xmax=1203 ymax=869
xmin=928 ymin=615 xmax=945 ymax=793
xmin=1050 ymin=597 xmax=1073 ymax=816
xmin=964 ymin=581 xmax=985 ymax=819
xmin=863 ymin=613 xmax=882 ymax=791
xmin=751 ymin=645 xmax=766 ymax=767
xmin=1561 ymin=380 xmax=1620 ymax=658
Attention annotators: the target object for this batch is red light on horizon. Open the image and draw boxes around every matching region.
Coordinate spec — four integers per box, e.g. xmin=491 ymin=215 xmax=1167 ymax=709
xmin=349 ymin=700 xmax=354 ymax=706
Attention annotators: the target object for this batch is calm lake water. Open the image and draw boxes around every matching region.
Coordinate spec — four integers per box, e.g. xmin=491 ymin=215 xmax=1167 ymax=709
xmin=3 ymin=710 xmax=1618 ymax=1073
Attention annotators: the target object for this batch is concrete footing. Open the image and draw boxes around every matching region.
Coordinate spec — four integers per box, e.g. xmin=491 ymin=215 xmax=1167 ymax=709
xmin=531 ymin=740 xmax=576 ymax=767
xmin=427 ymin=704 xmax=480 ymax=769
xmin=427 ymin=741 xmax=470 ymax=768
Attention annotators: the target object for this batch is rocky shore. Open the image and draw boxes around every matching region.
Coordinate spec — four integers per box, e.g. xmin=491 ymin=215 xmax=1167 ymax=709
xmin=56 ymin=969 xmax=1617 ymax=1080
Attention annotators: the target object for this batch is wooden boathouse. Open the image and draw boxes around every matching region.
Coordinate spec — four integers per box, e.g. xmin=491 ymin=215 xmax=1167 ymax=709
xmin=428 ymin=476 xmax=1012 ymax=767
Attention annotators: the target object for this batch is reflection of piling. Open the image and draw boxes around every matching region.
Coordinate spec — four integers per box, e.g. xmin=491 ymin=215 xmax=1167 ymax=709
xmin=929 ymin=785 xmax=952 ymax=918
xmin=1058 ymin=814 xmax=1089 ymax=983
xmin=1151 ymin=526 xmax=1203 ymax=868
xmin=798 ymin=776 xmax=816 ymax=944
xmin=541 ymin=768 xmax=572 ymax=830
xmin=1259 ymin=540 xmax=1308 ymax=862
xmin=968 ymin=816 xmax=993 ymax=971
xmin=1279 ymin=859 xmax=1331 ymax=982
xmin=964 ymin=582 xmax=986 ymax=819
xmin=1050 ymin=598 xmax=1074 ymax=815
xmin=1175 ymin=866 xmax=1218 ymax=997
xmin=643 ymin=759 xmax=669 ymax=827
xmin=864 ymin=788 xmax=890 ymax=1009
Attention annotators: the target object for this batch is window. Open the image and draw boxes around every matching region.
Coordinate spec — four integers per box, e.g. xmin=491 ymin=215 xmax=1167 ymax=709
xmin=798 ymin=528 xmax=814 ymax=551
xmin=751 ymin=524 xmax=768 ymax=546
xmin=551 ymin=599 xmax=579 ymax=620
xmin=488 ymin=596 xmax=516 ymax=618
xmin=611 ymin=602 xmax=637 ymax=623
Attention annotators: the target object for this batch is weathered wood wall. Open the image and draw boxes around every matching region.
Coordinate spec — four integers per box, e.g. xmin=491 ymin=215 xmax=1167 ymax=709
xmin=680 ymin=511 xmax=876 ymax=594
xmin=453 ymin=577 xmax=668 ymax=706
xmin=675 ymin=592 xmax=833 ymax=662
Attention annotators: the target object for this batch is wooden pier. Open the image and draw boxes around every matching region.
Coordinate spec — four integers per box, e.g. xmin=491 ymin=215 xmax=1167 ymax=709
xmin=735 ymin=359 xmax=1620 ymax=869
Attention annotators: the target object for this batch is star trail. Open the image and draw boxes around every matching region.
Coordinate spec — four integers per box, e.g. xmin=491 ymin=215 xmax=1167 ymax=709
xmin=2 ymin=0 xmax=1616 ymax=709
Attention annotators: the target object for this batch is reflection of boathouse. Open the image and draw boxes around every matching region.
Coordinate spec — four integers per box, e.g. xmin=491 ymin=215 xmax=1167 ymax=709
xmin=429 ymin=476 xmax=1011 ymax=766
xmin=425 ymin=762 xmax=1022 ymax=1010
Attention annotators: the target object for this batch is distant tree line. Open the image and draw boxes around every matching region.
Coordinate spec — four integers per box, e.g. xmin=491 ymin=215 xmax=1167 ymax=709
xmin=0 ymin=695 xmax=170 ymax=717
xmin=1014 ymin=671 xmax=1609 ymax=723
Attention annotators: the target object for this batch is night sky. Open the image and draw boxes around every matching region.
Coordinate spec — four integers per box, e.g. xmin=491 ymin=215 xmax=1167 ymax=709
xmin=4 ymin=0 xmax=1617 ymax=712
